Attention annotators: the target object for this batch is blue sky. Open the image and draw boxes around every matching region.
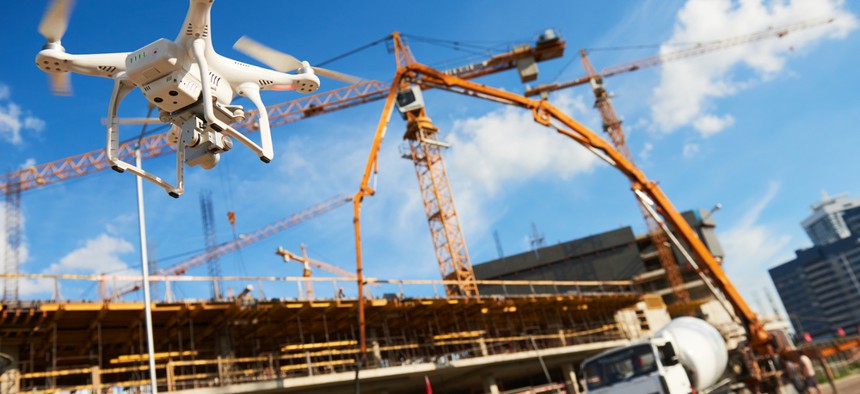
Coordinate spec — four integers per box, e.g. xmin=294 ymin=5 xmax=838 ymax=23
xmin=1 ymin=0 xmax=858 ymax=315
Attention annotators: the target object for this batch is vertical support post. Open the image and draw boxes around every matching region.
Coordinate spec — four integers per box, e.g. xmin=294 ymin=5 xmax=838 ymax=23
xmin=91 ymin=366 xmax=101 ymax=394
xmin=483 ymin=374 xmax=500 ymax=394
xmin=818 ymin=357 xmax=838 ymax=394
xmin=51 ymin=322 xmax=57 ymax=389
xmin=97 ymin=321 xmax=103 ymax=368
xmin=372 ymin=340 xmax=382 ymax=367
xmin=478 ymin=337 xmax=488 ymax=357
xmin=135 ymin=149 xmax=159 ymax=393
xmin=166 ymin=360 xmax=175 ymax=391
xmin=562 ymin=364 xmax=581 ymax=394
xmin=189 ymin=319 xmax=197 ymax=386
xmin=217 ymin=356 xmax=224 ymax=386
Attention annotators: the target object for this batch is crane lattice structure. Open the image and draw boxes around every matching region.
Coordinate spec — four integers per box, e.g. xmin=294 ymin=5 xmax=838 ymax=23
xmin=117 ymin=194 xmax=351 ymax=297
xmin=3 ymin=172 xmax=22 ymax=301
xmin=525 ymin=16 xmax=835 ymax=97
xmin=199 ymin=190 xmax=222 ymax=300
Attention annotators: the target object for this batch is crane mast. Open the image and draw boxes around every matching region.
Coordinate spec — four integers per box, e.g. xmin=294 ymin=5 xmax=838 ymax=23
xmin=580 ymin=50 xmax=691 ymax=305
xmin=199 ymin=190 xmax=222 ymax=301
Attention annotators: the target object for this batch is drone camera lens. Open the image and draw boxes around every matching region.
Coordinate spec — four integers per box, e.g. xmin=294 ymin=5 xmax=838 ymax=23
xmin=154 ymin=97 xmax=163 ymax=103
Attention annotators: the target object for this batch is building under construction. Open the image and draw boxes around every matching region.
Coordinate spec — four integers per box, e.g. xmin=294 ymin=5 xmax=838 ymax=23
xmin=474 ymin=209 xmax=725 ymax=308
xmin=3 ymin=2 xmax=857 ymax=393
xmin=0 ymin=278 xmax=648 ymax=393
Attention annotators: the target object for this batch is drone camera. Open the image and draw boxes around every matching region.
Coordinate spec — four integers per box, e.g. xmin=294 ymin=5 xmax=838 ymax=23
xmin=181 ymin=117 xmax=232 ymax=170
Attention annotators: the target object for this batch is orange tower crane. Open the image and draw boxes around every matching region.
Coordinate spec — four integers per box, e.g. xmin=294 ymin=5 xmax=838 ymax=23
xmin=393 ymin=31 xmax=565 ymax=297
xmin=394 ymin=35 xmax=475 ymax=297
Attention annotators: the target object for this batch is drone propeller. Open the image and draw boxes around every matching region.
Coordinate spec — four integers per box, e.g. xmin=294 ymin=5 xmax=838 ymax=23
xmin=233 ymin=36 xmax=364 ymax=85
xmin=38 ymin=0 xmax=75 ymax=95
xmin=49 ymin=73 xmax=72 ymax=96
xmin=38 ymin=0 xmax=74 ymax=43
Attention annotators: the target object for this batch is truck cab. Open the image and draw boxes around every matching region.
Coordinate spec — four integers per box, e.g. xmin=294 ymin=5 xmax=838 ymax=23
xmin=581 ymin=339 xmax=692 ymax=394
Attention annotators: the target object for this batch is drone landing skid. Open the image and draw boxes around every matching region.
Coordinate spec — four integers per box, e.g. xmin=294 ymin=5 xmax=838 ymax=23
xmin=106 ymin=73 xmax=263 ymax=198
xmin=106 ymin=77 xmax=185 ymax=197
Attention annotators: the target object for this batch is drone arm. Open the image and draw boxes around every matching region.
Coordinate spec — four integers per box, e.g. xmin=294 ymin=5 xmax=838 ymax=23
xmin=237 ymin=84 xmax=274 ymax=161
xmin=37 ymin=50 xmax=128 ymax=79
xmin=191 ymin=39 xmax=271 ymax=163
xmin=106 ymin=74 xmax=184 ymax=197
xmin=191 ymin=39 xmax=219 ymax=129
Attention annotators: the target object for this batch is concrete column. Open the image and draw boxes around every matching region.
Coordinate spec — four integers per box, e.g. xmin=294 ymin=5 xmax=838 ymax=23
xmin=91 ymin=366 xmax=101 ymax=393
xmin=165 ymin=361 xmax=175 ymax=392
xmin=216 ymin=356 xmax=224 ymax=386
xmin=372 ymin=340 xmax=382 ymax=367
xmin=483 ymin=374 xmax=500 ymax=394
xmin=478 ymin=337 xmax=488 ymax=357
xmin=558 ymin=329 xmax=567 ymax=347
xmin=562 ymin=363 xmax=581 ymax=394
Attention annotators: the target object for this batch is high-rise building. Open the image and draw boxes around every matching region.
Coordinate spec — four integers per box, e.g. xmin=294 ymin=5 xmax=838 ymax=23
xmin=801 ymin=191 xmax=860 ymax=247
xmin=770 ymin=192 xmax=860 ymax=339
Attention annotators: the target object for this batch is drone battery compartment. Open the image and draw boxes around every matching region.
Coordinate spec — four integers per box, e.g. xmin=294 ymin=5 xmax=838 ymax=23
xmin=126 ymin=39 xmax=201 ymax=113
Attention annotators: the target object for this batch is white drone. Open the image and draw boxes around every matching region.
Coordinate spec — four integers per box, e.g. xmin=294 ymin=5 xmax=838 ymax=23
xmin=35 ymin=0 xmax=360 ymax=197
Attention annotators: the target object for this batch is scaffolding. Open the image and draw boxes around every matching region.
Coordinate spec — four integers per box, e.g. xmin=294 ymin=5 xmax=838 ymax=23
xmin=0 ymin=274 xmax=637 ymax=393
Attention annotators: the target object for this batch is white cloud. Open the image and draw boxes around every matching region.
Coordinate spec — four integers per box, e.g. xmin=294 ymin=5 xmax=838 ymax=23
xmin=719 ymin=182 xmax=794 ymax=298
xmin=44 ymin=233 xmax=134 ymax=275
xmin=694 ymin=114 xmax=735 ymax=136
xmin=17 ymin=278 xmax=53 ymax=297
xmin=0 ymin=83 xmax=46 ymax=146
xmin=445 ymin=92 xmax=600 ymax=195
xmin=682 ymin=143 xmax=700 ymax=158
xmin=639 ymin=142 xmax=654 ymax=162
xmin=21 ymin=158 xmax=36 ymax=169
xmin=651 ymin=0 xmax=858 ymax=136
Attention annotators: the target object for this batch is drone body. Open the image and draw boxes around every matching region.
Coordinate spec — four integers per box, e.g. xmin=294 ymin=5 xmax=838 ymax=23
xmin=35 ymin=0 xmax=354 ymax=197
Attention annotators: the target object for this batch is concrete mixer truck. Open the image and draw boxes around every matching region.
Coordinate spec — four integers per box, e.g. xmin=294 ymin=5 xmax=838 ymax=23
xmin=581 ymin=317 xmax=730 ymax=394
